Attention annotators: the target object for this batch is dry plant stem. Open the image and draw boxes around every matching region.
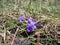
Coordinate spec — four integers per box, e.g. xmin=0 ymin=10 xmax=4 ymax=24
xmin=3 ymin=24 xmax=6 ymax=43
xmin=4 ymin=27 xmax=6 ymax=42
xmin=11 ymin=27 xmax=19 ymax=45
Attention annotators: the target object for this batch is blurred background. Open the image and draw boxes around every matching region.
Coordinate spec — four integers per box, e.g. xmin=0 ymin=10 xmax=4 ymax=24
xmin=0 ymin=0 xmax=60 ymax=45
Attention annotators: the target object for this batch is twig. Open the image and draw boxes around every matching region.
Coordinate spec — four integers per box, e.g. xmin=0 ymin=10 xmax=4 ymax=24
xmin=11 ymin=27 xmax=19 ymax=45
xmin=3 ymin=24 xmax=6 ymax=43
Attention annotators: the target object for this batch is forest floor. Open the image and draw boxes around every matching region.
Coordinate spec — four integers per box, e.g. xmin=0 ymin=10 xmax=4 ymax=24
xmin=0 ymin=0 xmax=60 ymax=45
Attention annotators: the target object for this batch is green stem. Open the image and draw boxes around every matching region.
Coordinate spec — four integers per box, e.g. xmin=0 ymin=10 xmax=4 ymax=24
xmin=24 ymin=30 xmax=29 ymax=37
xmin=20 ymin=28 xmax=29 ymax=37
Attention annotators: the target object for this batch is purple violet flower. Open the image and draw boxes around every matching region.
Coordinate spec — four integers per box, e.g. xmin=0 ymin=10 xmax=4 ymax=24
xmin=26 ymin=24 xmax=36 ymax=32
xmin=27 ymin=17 xmax=35 ymax=25
xmin=35 ymin=21 xmax=40 ymax=27
xmin=26 ymin=17 xmax=36 ymax=32
xmin=18 ymin=14 xmax=25 ymax=22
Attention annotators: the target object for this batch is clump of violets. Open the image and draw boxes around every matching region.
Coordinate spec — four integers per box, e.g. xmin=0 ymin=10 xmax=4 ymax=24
xmin=18 ymin=14 xmax=40 ymax=32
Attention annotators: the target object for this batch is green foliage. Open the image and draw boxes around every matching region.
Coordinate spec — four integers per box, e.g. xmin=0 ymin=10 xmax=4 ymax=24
xmin=6 ymin=19 xmax=18 ymax=29
xmin=0 ymin=1 xmax=3 ymax=8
